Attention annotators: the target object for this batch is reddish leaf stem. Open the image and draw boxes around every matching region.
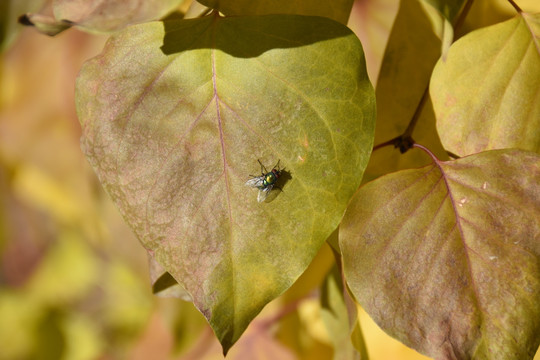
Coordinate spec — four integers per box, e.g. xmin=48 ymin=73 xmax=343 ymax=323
xmin=412 ymin=143 xmax=441 ymax=164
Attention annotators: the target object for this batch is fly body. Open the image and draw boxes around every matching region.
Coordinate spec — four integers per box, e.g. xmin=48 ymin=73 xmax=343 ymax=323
xmin=245 ymin=159 xmax=282 ymax=202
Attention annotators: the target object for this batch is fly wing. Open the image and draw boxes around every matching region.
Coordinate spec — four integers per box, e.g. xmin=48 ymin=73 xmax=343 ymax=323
xmin=257 ymin=185 xmax=273 ymax=202
xmin=245 ymin=176 xmax=264 ymax=188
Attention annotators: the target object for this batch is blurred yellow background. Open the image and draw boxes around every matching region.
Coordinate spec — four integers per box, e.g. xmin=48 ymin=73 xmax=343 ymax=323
xmin=1 ymin=0 xmax=539 ymax=359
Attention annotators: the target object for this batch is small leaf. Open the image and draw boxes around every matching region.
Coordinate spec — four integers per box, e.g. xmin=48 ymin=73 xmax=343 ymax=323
xmin=431 ymin=13 xmax=540 ymax=156
xmin=340 ymin=149 xmax=540 ymax=359
xmin=76 ymin=13 xmax=375 ymax=352
xmin=197 ymin=0 xmax=354 ymax=24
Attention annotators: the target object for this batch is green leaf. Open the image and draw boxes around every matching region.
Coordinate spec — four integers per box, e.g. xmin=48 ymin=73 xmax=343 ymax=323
xmin=76 ymin=13 xmax=375 ymax=352
xmin=340 ymin=149 xmax=540 ymax=359
xmin=197 ymin=0 xmax=354 ymax=24
xmin=431 ymin=13 xmax=540 ymax=156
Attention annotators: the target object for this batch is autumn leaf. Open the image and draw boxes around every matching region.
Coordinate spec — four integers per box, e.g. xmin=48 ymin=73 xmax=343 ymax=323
xmin=76 ymin=13 xmax=375 ymax=352
xmin=340 ymin=148 xmax=540 ymax=359
xmin=431 ymin=13 xmax=540 ymax=156
xmin=19 ymin=0 xmax=184 ymax=36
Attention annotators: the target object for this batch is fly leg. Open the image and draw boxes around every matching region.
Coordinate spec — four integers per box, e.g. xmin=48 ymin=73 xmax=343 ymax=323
xmin=257 ymin=159 xmax=268 ymax=175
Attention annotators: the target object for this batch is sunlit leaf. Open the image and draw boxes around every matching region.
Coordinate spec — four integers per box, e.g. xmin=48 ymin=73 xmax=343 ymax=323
xmin=197 ymin=0 xmax=354 ymax=24
xmin=431 ymin=13 xmax=540 ymax=156
xmin=455 ymin=0 xmax=523 ymax=35
xmin=340 ymin=149 xmax=540 ymax=359
xmin=76 ymin=13 xmax=375 ymax=352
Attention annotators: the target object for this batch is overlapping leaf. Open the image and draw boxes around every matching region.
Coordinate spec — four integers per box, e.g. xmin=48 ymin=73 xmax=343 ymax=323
xmin=431 ymin=13 xmax=540 ymax=156
xmin=76 ymin=13 xmax=375 ymax=352
xmin=20 ymin=0 xmax=184 ymax=36
xmin=53 ymin=0 xmax=184 ymax=32
xmin=340 ymin=149 xmax=540 ymax=359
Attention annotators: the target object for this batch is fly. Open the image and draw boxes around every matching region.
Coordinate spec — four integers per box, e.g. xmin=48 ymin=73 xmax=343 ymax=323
xmin=245 ymin=159 xmax=282 ymax=202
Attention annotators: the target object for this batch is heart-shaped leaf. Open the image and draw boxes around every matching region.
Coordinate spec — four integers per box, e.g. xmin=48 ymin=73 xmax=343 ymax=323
xmin=431 ymin=13 xmax=540 ymax=156
xmin=76 ymin=13 xmax=375 ymax=352
xmin=340 ymin=149 xmax=540 ymax=359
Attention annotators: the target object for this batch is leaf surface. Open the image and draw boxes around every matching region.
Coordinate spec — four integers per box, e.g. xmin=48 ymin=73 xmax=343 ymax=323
xmin=340 ymin=149 xmax=540 ymax=359
xmin=76 ymin=13 xmax=375 ymax=352
xmin=431 ymin=13 xmax=540 ymax=156
xmin=197 ymin=0 xmax=354 ymax=24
